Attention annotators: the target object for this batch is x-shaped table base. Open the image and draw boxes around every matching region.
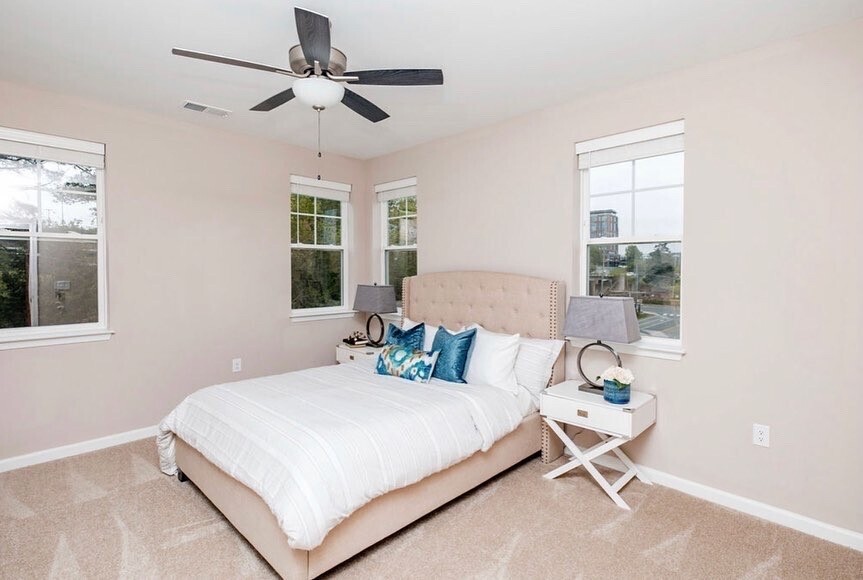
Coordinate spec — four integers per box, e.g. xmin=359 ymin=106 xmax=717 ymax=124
xmin=543 ymin=417 xmax=651 ymax=510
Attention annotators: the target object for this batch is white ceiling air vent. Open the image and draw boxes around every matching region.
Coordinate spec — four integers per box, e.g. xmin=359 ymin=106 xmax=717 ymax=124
xmin=182 ymin=101 xmax=231 ymax=117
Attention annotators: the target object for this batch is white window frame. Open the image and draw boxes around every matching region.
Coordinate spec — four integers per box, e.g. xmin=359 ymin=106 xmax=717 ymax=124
xmin=376 ymin=177 xmax=417 ymax=317
xmin=289 ymin=175 xmax=353 ymax=321
xmin=0 ymin=126 xmax=112 ymax=350
xmin=575 ymin=120 xmax=685 ymax=360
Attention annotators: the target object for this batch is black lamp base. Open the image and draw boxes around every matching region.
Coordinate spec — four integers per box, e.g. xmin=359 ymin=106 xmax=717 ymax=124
xmin=576 ymin=340 xmax=622 ymax=394
xmin=366 ymin=313 xmax=385 ymax=347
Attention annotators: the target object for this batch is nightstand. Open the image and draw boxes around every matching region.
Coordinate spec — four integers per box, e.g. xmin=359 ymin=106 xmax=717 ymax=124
xmin=540 ymin=380 xmax=656 ymax=510
xmin=336 ymin=343 xmax=381 ymax=364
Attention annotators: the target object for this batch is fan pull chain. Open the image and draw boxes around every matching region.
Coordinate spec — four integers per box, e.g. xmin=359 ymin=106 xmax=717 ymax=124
xmin=316 ymin=107 xmax=322 ymax=181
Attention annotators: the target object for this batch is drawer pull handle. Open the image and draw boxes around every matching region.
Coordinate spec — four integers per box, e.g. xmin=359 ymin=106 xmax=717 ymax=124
xmin=349 ymin=355 xmax=355 ymax=360
xmin=577 ymin=409 xmax=588 ymax=418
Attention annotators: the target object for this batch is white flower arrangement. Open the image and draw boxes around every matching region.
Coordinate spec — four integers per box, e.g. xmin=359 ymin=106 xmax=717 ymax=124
xmin=598 ymin=366 xmax=635 ymax=389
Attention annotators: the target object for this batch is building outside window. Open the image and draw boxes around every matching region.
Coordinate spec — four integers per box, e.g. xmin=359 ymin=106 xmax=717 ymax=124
xmin=0 ymin=127 xmax=109 ymax=350
xmin=290 ymin=175 xmax=351 ymax=316
xmin=376 ymin=178 xmax=417 ymax=304
xmin=577 ymin=121 xmax=684 ymax=346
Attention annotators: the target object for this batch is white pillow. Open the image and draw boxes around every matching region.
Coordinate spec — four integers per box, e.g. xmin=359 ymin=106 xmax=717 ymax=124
xmin=402 ymin=317 xmax=439 ymax=352
xmin=514 ymin=337 xmax=565 ymax=401
xmin=464 ymin=324 xmax=520 ymax=394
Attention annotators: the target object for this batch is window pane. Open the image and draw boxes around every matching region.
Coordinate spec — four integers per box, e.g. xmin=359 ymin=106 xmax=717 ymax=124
xmin=405 ymin=196 xmax=417 ymax=214
xmin=297 ymin=194 xmax=315 ymax=214
xmin=388 ymin=218 xmax=400 ymax=246
xmin=0 ymin=155 xmax=38 ymax=231
xmin=315 ymin=216 xmax=341 ymax=245
xmin=633 ymin=187 xmax=683 ymax=238
xmin=0 ymin=238 xmax=31 ymax=328
xmin=41 ymin=191 xmax=97 ymax=234
xmin=37 ymin=239 xmax=98 ymax=327
xmin=589 ymin=193 xmax=631 ymax=239
xmin=635 ymin=152 xmax=684 ymax=189
xmin=290 ymin=214 xmax=298 ymax=243
xmin=386 ymin=249 xmax=417 ymax=303
xmin=290 ymin=193 xmax=298 ymax=213
xmin=316 ymin=198 xmax=341 ymax=217
xmin=40 ymin=161 xmax=95 ymax=192
xmin=298 ymin=215 xmax=314 ymax=244
xmin=403 ymin=217 xmax=417 ymax=246
xmin=291 ymin=248 xmax=342 ymax=309
xmin=589 ymin=161 xmax=631 ymax=194
xmin=387 ymin=198 xmax=404 ymax=218
xmin=587 ymin=242 xmax=681 ymax=339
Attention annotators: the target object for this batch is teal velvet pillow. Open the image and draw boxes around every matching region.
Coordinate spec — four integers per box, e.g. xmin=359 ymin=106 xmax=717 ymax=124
xmin=385 ymin=322 xmax=425 ymax=351
xmin=376 ymin=344 xmax=439 ymax=383
xmin=430 ymin=326 xmax=477 ymax=383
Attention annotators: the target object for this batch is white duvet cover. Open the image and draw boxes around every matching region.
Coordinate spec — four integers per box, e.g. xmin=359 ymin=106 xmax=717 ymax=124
xmin=157 ymin=362 xmax=524 ymax=550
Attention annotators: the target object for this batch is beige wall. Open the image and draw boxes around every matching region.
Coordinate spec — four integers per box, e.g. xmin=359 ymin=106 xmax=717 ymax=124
xmin=368 ymin=19 xmax=863 ymax=532
xmin=0 ymin=81 xmax=371 ymax=458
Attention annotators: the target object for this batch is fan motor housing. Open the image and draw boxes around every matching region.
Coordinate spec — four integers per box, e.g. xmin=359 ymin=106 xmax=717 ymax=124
xmin=289 ymin=45 xmax=347 ymax=76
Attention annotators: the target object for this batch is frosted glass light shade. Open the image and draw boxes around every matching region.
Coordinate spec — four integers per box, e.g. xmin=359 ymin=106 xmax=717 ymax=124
xmin=292 ymin=77 xmax=345 ymax=108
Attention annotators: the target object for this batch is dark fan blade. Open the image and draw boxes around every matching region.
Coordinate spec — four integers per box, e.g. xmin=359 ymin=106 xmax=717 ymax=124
xmin=250 ymin=89 xmax=295 ymax=112
xmin=344 ymin=69 xmax=444 ymax=86
xmin=172 ymin=48 xmax=294 ymax=75
xmin=294 ymin=7 xmax=331 ymax=70
xmin=341 ymin=88 xmax=389 ymax=123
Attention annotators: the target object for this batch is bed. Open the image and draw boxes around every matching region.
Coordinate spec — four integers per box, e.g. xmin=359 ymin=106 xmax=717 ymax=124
xmin=160 ymin=271 xmax=565 ymax=578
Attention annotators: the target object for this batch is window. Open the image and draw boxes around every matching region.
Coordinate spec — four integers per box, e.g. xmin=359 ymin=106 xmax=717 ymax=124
xmin=376 ymin=178 xmax=417 ymax=304
xmin=290 ymin=175 xmax=350 ymax=316
xmin=0 ymin=127 xmax=109 ymax=349
xmin=577 ymin=121 xmax=684 ymax=348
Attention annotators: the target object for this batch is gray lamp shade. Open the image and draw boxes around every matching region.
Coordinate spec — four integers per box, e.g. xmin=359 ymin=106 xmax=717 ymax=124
xmin=563 ymin=296 xmax=641 ymax=344
xmin=353 ymin=284 xmax=397 ymax=314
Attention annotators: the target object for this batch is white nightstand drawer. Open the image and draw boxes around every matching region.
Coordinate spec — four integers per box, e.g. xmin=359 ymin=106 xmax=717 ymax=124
xmin=336 ymin=344 xmax=380 ymax=364
xmin=541 ymin=394 xmax=631 ymax=436
xmin=541 ymin=381 xmax=656 ymax=439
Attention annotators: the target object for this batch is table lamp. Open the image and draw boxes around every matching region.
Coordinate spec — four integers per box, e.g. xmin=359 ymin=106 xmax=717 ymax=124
xmin=353 ymin=284 xmax=397 ymax=347
xmin=563 ymin=296 xmax=641 ymax=393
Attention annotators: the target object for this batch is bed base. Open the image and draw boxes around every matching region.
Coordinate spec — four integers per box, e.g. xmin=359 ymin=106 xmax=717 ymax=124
xmin=174 ymin=271 xmax=566 ymax=577
xmin=175 ymin=412 xmax=543 ymax=579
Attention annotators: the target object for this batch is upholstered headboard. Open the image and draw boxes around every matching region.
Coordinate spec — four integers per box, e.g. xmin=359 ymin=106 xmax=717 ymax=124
xmin=402 ymin=271 xmax=565 ymax=384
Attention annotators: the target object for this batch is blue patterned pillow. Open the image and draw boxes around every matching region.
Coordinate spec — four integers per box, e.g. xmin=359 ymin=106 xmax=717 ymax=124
xmin=385 ymin=322 xmax=425 ymax=351
xmin=376 ymin=344 xmax=439 ymax=383
xmin=430 ymin=326 xmax=477 ymax=383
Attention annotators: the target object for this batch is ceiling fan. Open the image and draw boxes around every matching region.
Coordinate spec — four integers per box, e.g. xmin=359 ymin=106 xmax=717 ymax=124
xmin=172 ymin=6 xmax=444 ymax=123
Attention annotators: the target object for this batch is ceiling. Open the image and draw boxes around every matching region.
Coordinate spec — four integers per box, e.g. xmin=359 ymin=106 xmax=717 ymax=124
xmin=2 ymin=1 xmax=862 ymax=159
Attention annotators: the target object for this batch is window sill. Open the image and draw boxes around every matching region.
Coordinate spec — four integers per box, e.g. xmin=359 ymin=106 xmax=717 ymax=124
xmin=291 ymin=310 xmax=357 ymax=323
xmin=566 ymin=337 xmax=685 ymax=361
xmin=0 ymin=328 xmax=114 ymax=351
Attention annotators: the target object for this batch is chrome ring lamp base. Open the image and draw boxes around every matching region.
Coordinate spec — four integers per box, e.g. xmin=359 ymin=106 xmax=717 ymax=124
xmin=576 ymin=340 xmax=622 ymax=394
xmin=366 ymin=313 xmax=386 ymax=347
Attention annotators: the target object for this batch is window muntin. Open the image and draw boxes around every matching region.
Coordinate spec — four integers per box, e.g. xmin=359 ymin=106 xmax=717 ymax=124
xmin=290 ymin=177 xmax=349 ymax=314
xmin=0 ymin=142 xmax=105 ymax=337
xmin=579 ymin=123 xmax=683 ymax=344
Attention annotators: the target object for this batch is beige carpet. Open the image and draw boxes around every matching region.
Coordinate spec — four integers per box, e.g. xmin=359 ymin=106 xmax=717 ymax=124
xmin=1 ymin=439 xmax=861 ymax=579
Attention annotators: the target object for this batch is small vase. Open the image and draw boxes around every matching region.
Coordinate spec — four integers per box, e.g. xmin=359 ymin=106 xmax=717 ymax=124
xmin=603 ymin=380 xmax=631 ymax=405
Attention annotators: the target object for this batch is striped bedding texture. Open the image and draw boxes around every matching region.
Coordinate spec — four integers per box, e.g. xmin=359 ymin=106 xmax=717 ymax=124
xmin=156 ymin=361 xmax=524 ymax=550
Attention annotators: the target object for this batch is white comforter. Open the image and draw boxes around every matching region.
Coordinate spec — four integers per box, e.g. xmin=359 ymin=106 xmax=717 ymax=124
xmin=157 ymin=362 xmax=523 ymax=550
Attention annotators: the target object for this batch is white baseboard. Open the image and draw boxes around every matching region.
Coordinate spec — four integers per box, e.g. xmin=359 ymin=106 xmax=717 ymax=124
xmin=0 ymin=425 xmax=158 ymax=473
xmin=591 ymin=455 xmax=863 ymax=552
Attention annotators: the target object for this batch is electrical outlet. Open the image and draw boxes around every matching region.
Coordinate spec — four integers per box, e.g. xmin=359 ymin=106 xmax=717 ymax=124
xmin=232 ymin=358 xmax=242 ymax=373
xmin=753 ymin=423 xmax=770 ymax=447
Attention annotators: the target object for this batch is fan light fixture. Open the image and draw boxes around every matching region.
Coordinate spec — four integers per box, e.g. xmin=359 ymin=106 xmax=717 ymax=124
xmin=292 ymin=77 xmax=344 ymax=109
